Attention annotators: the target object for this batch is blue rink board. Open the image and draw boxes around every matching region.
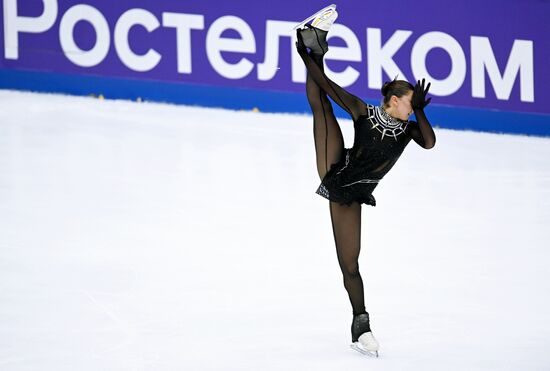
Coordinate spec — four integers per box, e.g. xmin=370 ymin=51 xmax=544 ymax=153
xmin=1 ymin=69 xmax=549 ymax=137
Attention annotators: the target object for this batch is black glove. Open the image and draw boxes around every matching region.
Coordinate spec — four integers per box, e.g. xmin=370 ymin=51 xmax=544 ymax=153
xmin=411 ymin=78 xmax=432 ymax=110
xmin=295 ymin=29 xmax=307 ymax=55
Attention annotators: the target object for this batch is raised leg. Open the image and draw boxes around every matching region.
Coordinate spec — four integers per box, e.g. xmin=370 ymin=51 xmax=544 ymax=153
xmin=306 ymin=53 xmax=345 ymax=180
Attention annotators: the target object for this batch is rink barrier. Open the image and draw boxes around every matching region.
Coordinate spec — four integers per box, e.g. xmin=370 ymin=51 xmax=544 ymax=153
xmin=1 ymin=68 xmax=549 ymax=137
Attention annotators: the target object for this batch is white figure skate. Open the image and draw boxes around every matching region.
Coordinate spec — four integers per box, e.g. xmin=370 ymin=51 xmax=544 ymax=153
xmin=350 ymin=331 xmax=380 ymax=357
xmin=294 ymin=5 xmax=338 ymax=55
xmin=350 ymin=312 xmax=380 ymax=357
xmin=293 ymin=4 xmax=338 ymax=31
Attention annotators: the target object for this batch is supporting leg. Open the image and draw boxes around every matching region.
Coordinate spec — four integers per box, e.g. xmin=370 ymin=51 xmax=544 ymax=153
xmin=329 ymin=200 xmax=366 ymax=315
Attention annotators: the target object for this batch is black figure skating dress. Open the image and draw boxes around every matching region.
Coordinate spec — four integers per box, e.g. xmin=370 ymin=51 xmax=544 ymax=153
xmin=316 ymin=104 xmax=412 ymax=206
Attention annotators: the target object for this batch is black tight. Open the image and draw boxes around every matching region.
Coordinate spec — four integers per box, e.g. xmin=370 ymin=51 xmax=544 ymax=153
xmin=306 ymin=53 xmax=344 ymax=179
xmin=329 ymin=201 xmax=366 ymax=315
xmin=306 ymin=54 xmax=366 ymax=316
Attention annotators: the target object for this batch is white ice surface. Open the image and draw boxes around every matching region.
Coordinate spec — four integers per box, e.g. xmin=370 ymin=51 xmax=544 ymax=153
xmin=1 ymin=90 xmax=549 ymax=370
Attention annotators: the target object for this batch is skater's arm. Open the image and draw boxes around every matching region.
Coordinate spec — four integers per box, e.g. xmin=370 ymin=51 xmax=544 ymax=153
xmin=407 ymin=111 xmax=436 ymax=149
xmin=407 ymin=79 xmax=436 ymax=149
xmin=296 ymin=36 xmax=366 ymax=120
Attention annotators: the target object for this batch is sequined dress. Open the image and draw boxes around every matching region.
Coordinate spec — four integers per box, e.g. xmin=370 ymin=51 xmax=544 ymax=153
xmin=316 ymin=103 xmax=412 ymax=206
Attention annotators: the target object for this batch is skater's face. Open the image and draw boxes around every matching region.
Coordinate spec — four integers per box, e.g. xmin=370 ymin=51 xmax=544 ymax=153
xmin=391 ymin=90 xmax=413 ymax=121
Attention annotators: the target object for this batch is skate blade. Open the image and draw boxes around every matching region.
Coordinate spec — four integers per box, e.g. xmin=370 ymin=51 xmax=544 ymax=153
xmin=350 ymin=342 xmax=379 ymax=358
xmin=293 ymin=4 xmax=337 ymax=30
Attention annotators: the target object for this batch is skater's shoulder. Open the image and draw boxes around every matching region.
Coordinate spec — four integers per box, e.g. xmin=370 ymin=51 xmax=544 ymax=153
xmin=354 ymin=103 xmax=377 ymax=120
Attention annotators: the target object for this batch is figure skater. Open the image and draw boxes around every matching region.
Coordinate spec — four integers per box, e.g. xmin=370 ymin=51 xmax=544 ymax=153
xmin=294 ymin=4 xmax=436 ymax=357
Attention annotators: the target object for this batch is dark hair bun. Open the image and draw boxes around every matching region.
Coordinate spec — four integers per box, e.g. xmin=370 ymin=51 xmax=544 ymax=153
xmin=381 ymin=81 xmax=391 ymax=96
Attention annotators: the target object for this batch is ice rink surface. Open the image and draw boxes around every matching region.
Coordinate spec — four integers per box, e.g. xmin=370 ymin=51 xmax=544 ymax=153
xmin=1 ymin=90 xmax=549 ymax=370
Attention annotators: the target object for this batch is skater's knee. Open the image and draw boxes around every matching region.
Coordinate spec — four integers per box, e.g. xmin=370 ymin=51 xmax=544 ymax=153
xmin=341 ymin=262 xmax=360 ymax=278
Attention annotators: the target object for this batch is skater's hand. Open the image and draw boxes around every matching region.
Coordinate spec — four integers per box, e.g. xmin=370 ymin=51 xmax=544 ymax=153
xmin=295 ymin=29 xmax=307 ymax=55
xmin=411 ymin=78 xmax=432 ymax=110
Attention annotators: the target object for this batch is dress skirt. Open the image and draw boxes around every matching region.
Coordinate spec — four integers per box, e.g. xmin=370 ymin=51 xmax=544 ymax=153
xmin=315 ymin=148 xmax=378 ymax=207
